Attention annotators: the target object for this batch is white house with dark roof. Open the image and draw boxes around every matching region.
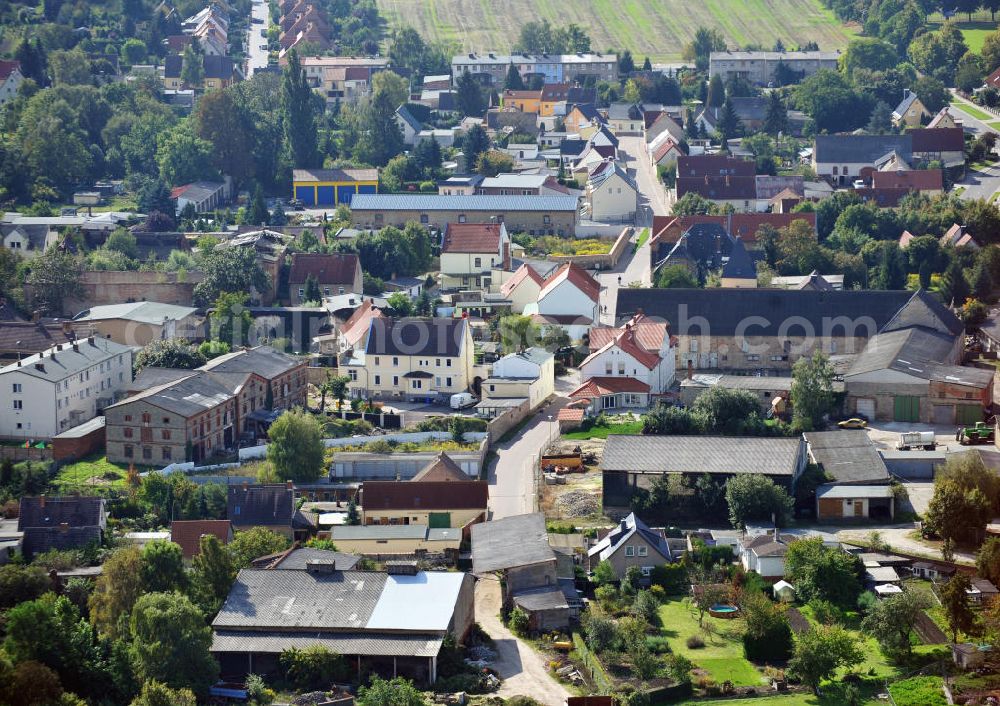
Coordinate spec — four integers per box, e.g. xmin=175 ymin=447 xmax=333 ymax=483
xmin=586 ymin=160 xmax=638 ymax=223
xmin=0 ymin=336 xmax=133 ymax=439
xmin=587 ymin=512 xmax=672 ymax=578
xmin=395 ymin=104 xmax=423 ymax=145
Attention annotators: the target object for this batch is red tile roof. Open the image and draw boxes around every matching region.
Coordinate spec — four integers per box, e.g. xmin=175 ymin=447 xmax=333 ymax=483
xmin=411 ymin=452 xmax=469 ymax=482
xmin=651 ymin=213 xmax=817 ymax=247
xmin=580 ymin=319 xmax=662 ymax=370
xmin=539 ymin=262 xmax=600 ymax=303
xmin=170 ymin=519 xmax=232 ymax=559
xmin=899 ymin=230 xmax=916 ymax=248
xmin=557 ymin=407 xmax=585 ymax=421
xmin=500 ymin=263 xmax=545 ymax=297
xmin=361 ymin=480 xmax=488 ymax=511
xmin=589 ymin=315 xmax=668 ymax=353
xmin=0 ymin=60 xmax=21 ymax=81
xmin=871 ymin=169 xmax=943 ymax=191
xmin=570 ymin=376 xmax=651 ymax=398
xmin=908 ymin=127 xmax=965 ymax=153
xmin=442 ymin=223 xmax=503 ymax=254
xmin=340 ymin=298 xmax=383 ymax=348
xmin=653 ymin=138 xmax=682 ymax=163
xmin=288 ymin=253 xmax=360 ymax=285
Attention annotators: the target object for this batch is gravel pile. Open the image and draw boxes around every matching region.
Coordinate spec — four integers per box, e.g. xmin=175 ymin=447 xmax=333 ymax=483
xmin=555 ymin=489 xmax=600 ymax=517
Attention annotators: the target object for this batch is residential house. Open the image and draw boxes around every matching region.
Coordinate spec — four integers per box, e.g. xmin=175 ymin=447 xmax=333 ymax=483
xmin=768 ymin=271 xmax=844 ymax=290
xmin=812 ymin=134 xmax=912 ymax=185
xmin=227 ymin=483 xmax=303 ymax=539
xmin=754 ymin=175 xmax=805 ymax=211
xmin=211 ymin=563 xmax=475 ymax=682
xmin=480 ymin=347 xmax=555 ymax=411
xmin=336 ymin=298 xmax=384 ymax=354
xmin=216 ymin=229 xmax=291 ymax=305
xmin=327 ymin=525 xmax=462 ymax=554
xmin=439 ymin=222 xmax=510 ymax=290
xmin=576 ymin=313 xmax=675 ymax=410
xmin=540 ymin=83 xmax=590 ymax=116
xmin=396 ymin=105 xmax=423 ymax=145
xmin=1 ymin=221 xmax=57 ymax=259
xmin=199 ymin=345 xmax=308 ymax=411
xmin=601 ymin=435 xmax=807 ymax=507
xmin=909 ymin=127 xmax=966 ymax=167
xmin=815 ymin=485 xmax=895 ymax=521
xmin=719 ymin=237 xmax=757 ymax=288
xmin=0 ymin=337 xmax=133 ymax=440
xmin=940 ymin=223 xmax=980 ymax=250
xmin=928 ymin=107 xmax=961 ymax=129
xmin=172 ymin=180 xmax=231 ymax=215
xmin=654 ymin=222 xmax=736 ymax=281
xmin=649 ymin=212 xmax=817 ymax=257
xmin=870 ymin=169 xmax=943 ymax=195
xmin=679 ymin=374 xmax=793 ymax=414
xmin=524 ymin=263 xmax=600 ymax=341
xmin=502 ymin=89 xmax=540 ymax=113
xmin=485 ymin=108 xmax=539 ymax=137
xmin=0 ymin=60 xmax=23 ymax=107
xmin=361 ymin=475 xmax=488 ymax=528
xmin=251 ymin=546 xmax=362 ymax=571
xmin=586 ymin=160 xmax=638 ymax=223
xmin=564 ymin=104 xmax=604 ymax=134
xmin=478 ymin=174 xmax=569 ymax=196
xmin=349 ymin=194 xmax=580 ymax=236
xmin=650 ymin=137 xmax=685 ymax=168
xmin=298 ymin=56 xmax=388 ymax=104
xmin=472 ymin=513 xmax=575 ymax=631
xmin=163 ymin=54 xmax=238 ymax=90
xmin=968 ymin=578 xmax=999 ymax=605
xmin=911 ymin=561 xmax=956 ymax=581
xmin=451 ymin=53 xmax=618 ymax=86
xmin=615 ymin=287 xmax=929 ymax=373
xmin=892 ymin=90 xmax=929 ymax=127
xmin=288 ymin=253 xmax=362 ymax=305
xmin=607 ymin=103 xmax=645 ymax=133
xmin=291 ymin=168 xmax=378 ymax=207
xmin=0 ymin=321 xmax=73 ymax=363
xmin=708 ymin=51 xmax=840 ymax=85
xmin=498 ymin=263 xmax=547 ymax=313
xmin=18 ymin=496 xmax=107 ymax=559
xmin=438 ymin=175 xmax=484 ymax=195
xmin=675 ymin=155 xmax=757 ymax=211
xmin=587 ymin=512 xmax=672 ymax=578
xmin=170 ymin=519 xmax=233 ymax=559
xmin=344 ymin=317 xmax=474 ymax=401
xmin=70 ymin=301 xmax=201 ymax=346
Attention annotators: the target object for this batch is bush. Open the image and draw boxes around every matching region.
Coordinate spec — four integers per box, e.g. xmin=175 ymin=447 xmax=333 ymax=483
xmin=508 ymin=607 xmax=530 ymax=637
xmin=632 ymin=590 xmax=661 ymax=625
xmin=685 ymin=635 xmax=705 ymax=649
xmin=583 ymin=612 xmax=616 ymax=653
xmin=278 ymin=646 xmax=347 ymax=691
xmin=809 ymin=599 xmax=844 ymax=626
xmin=595 ymin=584 xmax=619 ymax=608
xmin=650 ymin=563 xmax=688 ymax=594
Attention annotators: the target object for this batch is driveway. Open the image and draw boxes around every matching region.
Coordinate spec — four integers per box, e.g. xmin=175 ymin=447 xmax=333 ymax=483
xmin=475 ymin=578 xmax=571 ymax=706
xmin=864 ymin=421 xmax=967 ymax=453
xmin=837 ymin=525 xmax=978 ymax=566
xmin=596 ymin=229 xmax=652 ymax=325
xmin=617 ymin=134 xmax=670 ymax=223
xmin=487 ymin=396 xmax=569 ymax=519
xmin=246 ymin=0 xmax=270 ymax=77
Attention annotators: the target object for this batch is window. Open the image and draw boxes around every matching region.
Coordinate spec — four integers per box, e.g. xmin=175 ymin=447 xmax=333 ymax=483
xmin=124 ymin=428 xmax=133 ymax=438
xmin=162 ymin=447 xmax=172 ymax=460
xmin=12 ymin=383 xmax=21 ymax=393
xmin=420 ymin=214 xmax=429 ymax=224
xmin=617 ymin=362 xmax=625 ymax=375
xmin=605 ymin=362 xmax=613 ymax=374
xmin=436 ymin=358 xmax=441 ymax=367
xmin=142 ymin=412 xmax=151 ymax=424
xmin=375 ymin=357 xmax=380 ymax=365
xmin=446 ymin=377 xmax=452 ymax=386
xmin=374 ymin=374 xmax=382 ymax=385
xmin=543 ymin=215 xmax=551 ymax=224
xmin=474 ymin=257 xmax=482 ymax=268
xmin=458 ymin=214 xmax=467 ymax=223
xmin=348 ymin=369 xmax=357 ymax=381
xmin=162 ymin=417 xmax=170 ymax=424
xmin=12 ymin=400 xmax=22 ymax=410
xmin=412 ymin=379 xmax=423 ymax=389
xmin=625 ymin=546 xmax=635 ymax=557
xmin=142 ymin=447 xmax=152 ymax=460
xmin=374 ymin=214 xmax=383 ymax=226
xmin=435 ymin=376 xmax=441 ymax=386
xmin=392 ymin=357 xmax=399 ymax=366
xmin=124 ymin=445 xmax=133 ymax=458
xmin=446 ymin=359 xmax=452 ymax=367
xmin=637 ymin=546 xmax=648 ymax=556
xmin=689 ymin=339 xmax=699 ymax=353
xmin=124 ymin=415 xmax=132 ymax=422
xmin=641 ymin=566 xmax=653 ymax=577
xmin=162 ymin=430 xmax=171 ymax=440
xmin=393 ymin=376 xmax=399 ymax=386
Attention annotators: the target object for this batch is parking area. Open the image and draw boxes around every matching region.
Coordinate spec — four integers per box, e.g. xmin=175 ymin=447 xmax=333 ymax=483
xmin=864 ymin=421 xmax=971 ymax=453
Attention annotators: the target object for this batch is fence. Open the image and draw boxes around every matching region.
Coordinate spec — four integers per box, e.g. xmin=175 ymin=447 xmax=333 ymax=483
xmin=572 ymin=632 xmax=613 ymax=693
xmin=486 ymin=400 xmax=532 ymax=443
xmin=0 ymin=446 xmax=52 ymax=462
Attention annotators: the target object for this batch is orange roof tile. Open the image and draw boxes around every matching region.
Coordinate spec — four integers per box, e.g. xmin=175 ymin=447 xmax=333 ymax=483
xmin=539 ymin=262 xmax=600 ymax=303
xmin=570 ymin=376 xmax=651 ymax=398
xmin=500 ymin=264 xmax=544 ymax=297
xmin=170 ymin=519 xmax=232 ymax=559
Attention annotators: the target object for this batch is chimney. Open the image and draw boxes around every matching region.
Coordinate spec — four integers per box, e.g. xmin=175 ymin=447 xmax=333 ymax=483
xmin=72 ymin=343 xmax=79 ymax=352
xmin=88 ymin=336 xmax=95 ymax=346
xmin=502 ymin=241 xmax=511 ymax=271
xmin=687 ymin=360 xmax=693 ymax=380
xmin=32 ymin=310 xmax=40 ymax=323
xmin=59 ymin=522 xmax=69 ymax=534
xmin=620 ymin=518 xmax=627 ymax=531
xmin=242 ymin=481 xmax=249 ymax=491
xmin=286 ymin=479 xmax=293 ymax=490
xmin=39 ymin=494 xmax=45 ymax=509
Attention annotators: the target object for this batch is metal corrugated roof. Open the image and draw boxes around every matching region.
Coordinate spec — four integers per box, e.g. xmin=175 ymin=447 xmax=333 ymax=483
xmin=211 ymin=631 xmax=443 ymax=657
xmin=472 ymin=513 xmax=555 ymax=573
xmin=601 ymin=435 xmax=803 ymax=476
xmin=816 ymin=484 xmax=894 ymax=499
xmin=350 ymin=194 xmax=579 ymax=212
xmin=805 ymin=431 xmax=890 ymax=484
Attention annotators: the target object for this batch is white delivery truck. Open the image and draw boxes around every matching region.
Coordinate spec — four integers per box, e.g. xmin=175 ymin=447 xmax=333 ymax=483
xmin=896 ymin=430 xmax=936 ymax=451
xmin=450 ymin=392 xmax=477 ymax=410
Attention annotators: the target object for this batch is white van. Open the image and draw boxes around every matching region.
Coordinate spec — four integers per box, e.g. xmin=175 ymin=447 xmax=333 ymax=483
xmin=450 ymin=392 xmax=476 ymax=410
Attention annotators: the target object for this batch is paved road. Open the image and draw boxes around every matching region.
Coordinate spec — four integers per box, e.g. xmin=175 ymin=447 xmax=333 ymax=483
xmin=246 ymin=0 xmax=270 ymax=77
xmin=475 ymin=578 xmax=571 ymax=706
xmin=947 ymin=92 xmax=1000 ymax=201
xmin=618 ymin=134 xmax=671 ymax=224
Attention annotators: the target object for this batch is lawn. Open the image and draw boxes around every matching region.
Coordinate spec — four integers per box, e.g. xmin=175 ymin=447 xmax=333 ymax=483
xmin=672 ymin=684 xmax=887 ymax=706
xmin=988 ymin=121 xmax=1000 ymax=131
xmin=657 ymin=597 xmax=766 ymax=687
xmin=795 ymin=605 xmax=895 ymax=678
xmin=562 ymin=417 xmax=644 ymax=439
xmin=633 ymin=228 xmax=650 ymax=254
xmin=377 ymin=0 xmax=854 ymax=61
xmin=52 ymin=455 xmax=130 ymax=491
xmin=950 ymin=97 xmax=994 ymax=122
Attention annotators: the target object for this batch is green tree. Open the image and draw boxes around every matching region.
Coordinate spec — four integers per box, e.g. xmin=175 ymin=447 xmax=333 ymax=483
xmin=157 ymin=123 xmax=217 ymax=186
xmin=121 ymin=39 xmax=147 ymax=65
xmin=356 ymin=676 xmax=427 ymax=706
xmin=764 ymin=91 xmax=788 ymax=136
xmin=861 ymin=590 xmax=926 ymax=657
xmin=741 ymin=592 xmax=794 ymax=661
xmin=129 ymin=681 xmax=197 ymax=706
xmin=706 ymin=73 xmax=725 ymax=108
xmin=456 ymin=70 xmax=485 ymax=117
xmin=866 ymin=101 xmax=893 ymax=134
xmin=356 ymin=86 xmax=405 ymax=167
xmin=499 ymin=314 xmax=540 ymax=353
xmin=462 ymin=123 xmax=489 ymax=172
xmin=89 ymin=547 xmax=145 ymax=640
xmin=210 ymin=292 xmax=253 ymax=348
xmin=476 ymin=149 xmax=515 ymax=177
xmin=386 ymin=291 xmax=414 ymax=315
xmin=282 ymin=51 xmax=319 ymax=168
xmin=593 ymin=560 xmax=617 ymax=586
xmin=842 ymin=37 xmax=899 ymax=75
xmin=656 ymin=264 xmax=699 ymax=288
xmin=190 ymin=534 xmax=235 ymax=615
xmin=926 ymin=479 xmax=991 ymax=557
xmin=912 ymin=75 xmax=950 ymax=113
xmin=691 ymin=387 xmax=764 ymax=434
xmin=940 ymin=256 xmax=972 ymax=306
xmin=785 ymin=537 xmax=863 ymax=606
xmin=246 ymin=184 xmax=269 ymax=226
xmin=140 ymin=541 xmax=187 ymax=593
xmin=193 ymin=246 xmax=270 ymax=306
xmin=725 ymin=473 xmax=794 ymax=528
xmin=303 ymin=274 xmax=322 ymax=303
xmin=129 ymin=592 xmax=218 ymax=696
xmin=279 ymin=646 xmax=347 ymax=691
xmin=715 ymin=96 xmax=743 ymax=143
xmin=180 ymin=43 xmax=203 ymax=88
xmin=791 ymin=351 xmax=835 ymax=431
xmin=504 ymin=64 xmax=524 ymax=90
xmin=267 ymin=409 xmax=325 ymax=482
xmin=105 ymin=228 xmax=139 ymax=259
xmin=25 ymin=249 xmax=81 ymax=316
xmin=194 ymin=90 xmax=255 ymax=187
xmin=227 ymin=527 xmax=290 ymax=570
xmin=940 ymin=574 xmax=977 ymax=642
xmin=683 ymin=26 xmax=726 ymax=71
xmin=789 ymin=625 xmax=863 ymax=694
xmin=977 ymin=536 xmax=1000 ymax=585
xmin=0 ymin=564 xmax=49 ymax=609
xmin=134 ymin=338 xmax=206 ymax=373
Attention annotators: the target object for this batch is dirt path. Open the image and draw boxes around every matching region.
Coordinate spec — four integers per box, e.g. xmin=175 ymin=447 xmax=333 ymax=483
xmin=474 ymin=578 xmax=571 ymax=706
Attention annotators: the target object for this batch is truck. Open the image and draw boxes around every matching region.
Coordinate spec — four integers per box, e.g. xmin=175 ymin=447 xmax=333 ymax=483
xmin=449 ymin=392 xmax=477 ymax=410
xmin=896 ymin=430 xmax=937 ymax=451
xmin=957 ymin=421 xmax=995 ymax=445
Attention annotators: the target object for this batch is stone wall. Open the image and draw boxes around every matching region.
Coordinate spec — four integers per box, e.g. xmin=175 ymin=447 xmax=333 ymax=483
xmin=548 ymin=227 xmax=632 ymax=270
xmin=40 ymin=270 xmax=206 ymax=315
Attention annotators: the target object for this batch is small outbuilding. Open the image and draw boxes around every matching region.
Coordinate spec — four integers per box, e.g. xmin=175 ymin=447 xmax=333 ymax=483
xmin=772 ymin=580 xmax=795 ymax=603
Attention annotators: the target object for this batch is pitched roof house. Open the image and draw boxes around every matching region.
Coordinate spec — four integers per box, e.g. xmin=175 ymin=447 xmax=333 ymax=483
xmin=892 ymin=90 xmax=929 ymax=127
xmin=360 ymin=476 xmax=488 ymax=528
xmin=170 ymin=519 xmax=233 ymax=559
xmin=586 ymin=160 xmax=638 ymax=222
xmin=578 ymin=313 xmax=675 ymax=407
xmin=587 ymin=512 xmax=672 ymax=578
xmin=288 ymin=253 xmax=363 ymax=304
xmin=524 ymin=263 xmax=600 ymax=341
xmin=440 ymin=222 xmax=510 ymax=290
xmin=18 ymin=496 xmax=107 ymax=559
xmin=227 ymin=483 xmax=297 ymax=538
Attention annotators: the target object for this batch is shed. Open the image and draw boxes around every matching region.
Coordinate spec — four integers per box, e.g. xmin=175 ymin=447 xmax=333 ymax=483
xmin=952 ymin=643 xmax=989 ymax=670
xmin=772 ymin=580 xmax=795 ymax=603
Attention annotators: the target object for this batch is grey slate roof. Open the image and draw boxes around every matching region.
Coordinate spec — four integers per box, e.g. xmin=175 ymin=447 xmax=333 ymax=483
xmin=882 ymin=290 xmax=964 ymax=336
xmin=19 ymin=496 xmax=105 ymax=529
xmin=804 ymin=430 xmax=890 ymax=484
xmin=227 ymin=484 xmax=294 ymax=527
xmin=22 ymin=526 xmax=102 ymax=559
xmin=588 ymin=512 xmax=671 ymax=563
xmin=350 ymin=194 xmax=580 ymax=212
xmin=615 ymin=288 xmax=915 ymax=337
xmin=396 ymin=104 xmax=423 ymax=134
xmin=365 ymin=317 xmax=466 ymax=357
xmin=513 ymin=585 xmax=570 ymax=612
xmin=109 ymin=371 xmax=234 ymax=417
xmin=813 ymin=134 xmax=912 ymax=164
xmin=471 ymin=513 xmax=555 ymax=573
xmin=601 ymin=435 xmax=803 ymax=477
xmin=721 ymin=238 xmax=756 ymax=279
xmin=201 ymin=346 xmax=302 ymax=379
xmin=270 ymin=547 xmax=361 ymax=571
xmin=0 ymin=338 xmax=133 ymax=382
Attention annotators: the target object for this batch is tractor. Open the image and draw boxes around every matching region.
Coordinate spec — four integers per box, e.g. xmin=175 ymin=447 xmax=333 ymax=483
xmin=956 ymin=421 xmax=995 ymax=445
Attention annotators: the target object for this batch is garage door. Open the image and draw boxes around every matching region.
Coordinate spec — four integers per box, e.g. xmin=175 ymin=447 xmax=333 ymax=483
xmin=428 ymin=512 xmax=450 ymax=529
xmin=856 ymin=398 xmax=875 ymax=419
xmin=894 ymin=396 xmax=920 ymax=423
xmin=932 ymin=404 xmax=954 ymax=425
xmin=957 ymin=404 xmax=983 ymax=425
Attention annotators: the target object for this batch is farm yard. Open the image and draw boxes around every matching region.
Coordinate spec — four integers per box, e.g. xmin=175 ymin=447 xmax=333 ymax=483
xmin=376 ymin=0 xmax=856 ymax=61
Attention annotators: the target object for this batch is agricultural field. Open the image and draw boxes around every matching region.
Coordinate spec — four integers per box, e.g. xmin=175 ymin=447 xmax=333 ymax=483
xmin=377 ymin=0 xmax=856 ymax=61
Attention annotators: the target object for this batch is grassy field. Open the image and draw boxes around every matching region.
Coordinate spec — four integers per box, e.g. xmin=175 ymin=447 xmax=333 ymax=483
xmin=927 ymin=14 xmax=997 ymax=52
xmin=950 ymin=97 xmax=994 ymax=122
xmin=562 ymin=417 xmax=643 ymax=439
xmin=52 ymin=455 xmax=130 ymax=491
xmin=377 ymin=0 xmax=855 ymax=61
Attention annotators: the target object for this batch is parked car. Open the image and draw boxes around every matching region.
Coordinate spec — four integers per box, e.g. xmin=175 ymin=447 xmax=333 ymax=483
xmin=838 ymin=417 xmax=868 ymax=429
xmin=450 ymin=392 xmax=477 ymax=410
